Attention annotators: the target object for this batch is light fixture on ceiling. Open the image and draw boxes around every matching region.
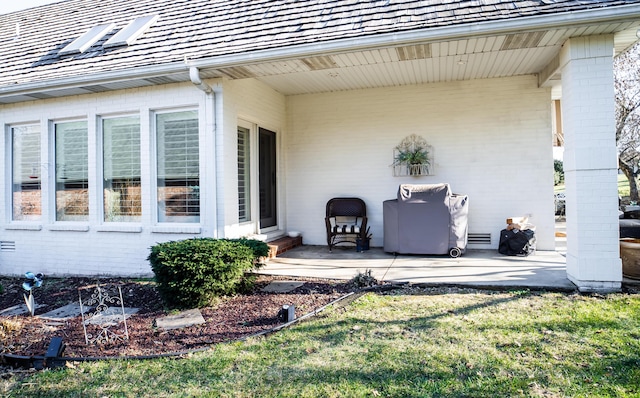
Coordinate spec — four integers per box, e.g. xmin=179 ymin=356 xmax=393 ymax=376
xmin=457 ymin=58 xmax=467 ymax=65
xmin=328 ymin=72 xmax=339 ymax=78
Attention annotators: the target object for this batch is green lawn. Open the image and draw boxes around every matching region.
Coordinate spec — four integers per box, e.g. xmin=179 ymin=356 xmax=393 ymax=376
xmin=4 ymin=287 xmax=640 ymax=397
xmin=555 ymin=174 xmax=631 ymax=198
xmin=620 ymin=174 xmax=631 ymax=198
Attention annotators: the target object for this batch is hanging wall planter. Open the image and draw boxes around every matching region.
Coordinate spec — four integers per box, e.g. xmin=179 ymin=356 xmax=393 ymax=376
xmin=392 ymin=134 xmax=433 ymax=177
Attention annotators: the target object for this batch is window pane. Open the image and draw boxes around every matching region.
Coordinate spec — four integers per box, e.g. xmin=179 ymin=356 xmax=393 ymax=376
xmin=12 ymin=125 xmax=41 ymax=221
xmin=55 ymin=121 xmax=88 ymax=221
xmin=157 ymin=111 xmax=199 ymax=223
xmin=103 ymin=116 xmax=141 ymax=222
xmin=237 ymin=126 xmax=251 ymax=222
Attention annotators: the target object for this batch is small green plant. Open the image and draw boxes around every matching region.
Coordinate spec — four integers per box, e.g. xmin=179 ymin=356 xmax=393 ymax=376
xmin=392 ymin=134 xmax=431 ymax=175
xmin=393 ymin=145 xmax=430 ymax=166
xmin=509 ymin=288 xmax=531 ymax=296
xmin=148 ymin=238 xmax=264 ymax=309
xmin=350 ymin=269 xmax=379 ymax=287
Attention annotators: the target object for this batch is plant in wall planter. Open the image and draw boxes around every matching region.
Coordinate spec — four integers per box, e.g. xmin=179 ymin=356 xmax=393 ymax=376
xmin=392 ymin=134 xmax=432 ymax=176
xmin=394 ymin=146 xmax=430 ymax=175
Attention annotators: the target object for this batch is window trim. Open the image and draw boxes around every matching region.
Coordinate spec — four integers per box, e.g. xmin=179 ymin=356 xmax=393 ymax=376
xmin=237 ymin=124 xmax=252 ymax=223
xmin=7 ymin=122 xmax=43 ymax=223
xmin=99 ymin=114 xmax=143 ymax=223
xmin=52 ymin=118 xmax=90 ymax=223
xmin=152 ymin=108 xmax=201 ymax=224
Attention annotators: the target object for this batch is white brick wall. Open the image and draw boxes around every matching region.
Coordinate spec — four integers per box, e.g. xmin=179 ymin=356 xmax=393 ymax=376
xmin=0 ymin=83 xmax=213 ymax=277
xmin=221 ymin=78 xmax=286 ymax=238
xmin=0 ymin=74 xmax=557 ymax=277
xmin=285 ymin=75 xmax=556 ymax=250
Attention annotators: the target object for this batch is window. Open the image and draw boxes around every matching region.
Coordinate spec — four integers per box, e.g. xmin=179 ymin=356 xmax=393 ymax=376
xmin=55 ymin=120 xmax=89 ymax=221
xmin=156 ymin=110 xmax=199 ymax=223
xmin=103 ymin=116 xmax=141 ymax=222
xmin=58 ymin=23 xmax=116 ymax=55
xmin=11 ymin=125 xmax=41 ymax=221
xmin=103 ymin=15 xmax=159 ymax=48
xmin=237 ymin=126 xmax=251 ymax=222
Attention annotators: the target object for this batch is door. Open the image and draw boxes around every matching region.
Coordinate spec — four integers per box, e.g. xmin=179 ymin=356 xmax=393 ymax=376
xmin=259 ymin=128 xmax=277 ymax=230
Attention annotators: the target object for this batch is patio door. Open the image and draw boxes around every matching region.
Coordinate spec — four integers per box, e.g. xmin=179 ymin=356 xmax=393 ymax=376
xmin=259 ymin=128 xmax=277 ymax=230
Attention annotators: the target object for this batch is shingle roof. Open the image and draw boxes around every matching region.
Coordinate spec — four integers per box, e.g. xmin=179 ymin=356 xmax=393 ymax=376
xmin=0 ymin=0 xmax=639 ymax=89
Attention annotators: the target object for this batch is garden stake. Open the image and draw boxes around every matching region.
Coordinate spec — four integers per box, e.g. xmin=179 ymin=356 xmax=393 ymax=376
xmin=22 ymin=272 xmax=44 ymax=316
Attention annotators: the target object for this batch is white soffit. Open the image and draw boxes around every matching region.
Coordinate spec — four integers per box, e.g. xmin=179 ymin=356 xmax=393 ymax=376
xmin=104 ymin=15 xmax=160 ymax=48
xmin=59 ymin=23 xmax=116 ymax=55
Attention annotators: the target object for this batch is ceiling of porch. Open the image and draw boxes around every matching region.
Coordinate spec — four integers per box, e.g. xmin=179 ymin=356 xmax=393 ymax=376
xmin=1 ymin=21 xmax=639 ymax=103
xmin=201 ymin=22 xmax=640 ymax=96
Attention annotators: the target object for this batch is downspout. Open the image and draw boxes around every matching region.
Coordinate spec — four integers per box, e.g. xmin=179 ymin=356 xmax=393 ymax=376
xmin=189 ymin=66 xmax=212 ymax=94
xmin=188 ymin=66 xmax=222 ymax=238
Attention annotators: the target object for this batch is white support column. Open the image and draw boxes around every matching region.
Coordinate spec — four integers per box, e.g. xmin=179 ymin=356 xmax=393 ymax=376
xmin=561 ymin=35 xmax=622 ymax=292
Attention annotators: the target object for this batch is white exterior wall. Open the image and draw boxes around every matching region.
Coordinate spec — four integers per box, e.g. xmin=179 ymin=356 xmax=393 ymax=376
xmin=285 ymin=75 xmax=556 ymax=250
xmin=0 ymin=77 xmax=285 ymax=277
xmin=222 ymin=78 xmax=287 ymax=238
xmin=0 ymin=83 xmax=215 ymax=277
xmin=560 ymin=35 xmax=622 ymax=292
xmin=0 ymin=73 xmax=556 ymax=277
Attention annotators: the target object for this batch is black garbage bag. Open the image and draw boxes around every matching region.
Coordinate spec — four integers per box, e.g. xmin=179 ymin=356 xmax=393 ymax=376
xmin=498 ymin=228 xmax=536 ymax=256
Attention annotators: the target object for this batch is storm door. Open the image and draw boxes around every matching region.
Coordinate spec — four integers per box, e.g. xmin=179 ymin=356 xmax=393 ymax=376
xmin=259 ymin=128 xmax=277 ymax=230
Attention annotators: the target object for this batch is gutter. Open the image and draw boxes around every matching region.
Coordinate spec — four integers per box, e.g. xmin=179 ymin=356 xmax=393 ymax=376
xmin=2 ymin=4 xmax=640 ymax=98
xmin=0 ymin=60 xmax=189 ymax=98
xmin=188 ymin=66 xmax=212 ymax=94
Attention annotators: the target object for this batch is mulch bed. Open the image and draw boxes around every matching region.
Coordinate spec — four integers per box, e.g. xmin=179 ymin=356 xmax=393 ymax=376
xmin=0 ymin=275 xmax=359 ymax=361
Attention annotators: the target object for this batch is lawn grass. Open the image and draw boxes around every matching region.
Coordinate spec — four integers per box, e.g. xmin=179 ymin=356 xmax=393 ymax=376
xmin=619 ymin=174 xmax=631 ymax=198
xmin=4 ymin=288 xmax=640 ymax=397
xmin=555 ymin=174 xmax=630 ymax=197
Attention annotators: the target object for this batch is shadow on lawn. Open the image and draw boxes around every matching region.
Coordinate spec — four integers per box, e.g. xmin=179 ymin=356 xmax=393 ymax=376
xmin=265 ymin=289 xmax=640 ymax=396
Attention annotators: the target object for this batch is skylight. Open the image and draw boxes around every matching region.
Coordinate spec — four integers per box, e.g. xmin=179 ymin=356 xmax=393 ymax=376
xmin=59 ymin=23 xmax=116 ymax=56
xmin=104 ymin=15 xmax=159 ymax=48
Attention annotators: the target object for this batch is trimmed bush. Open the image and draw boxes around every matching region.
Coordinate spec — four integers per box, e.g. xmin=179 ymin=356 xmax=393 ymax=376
xmin=224 ymin=238 xmax=270 ymax=261
xmin=148 ymin=238 xmax=265 ymax=309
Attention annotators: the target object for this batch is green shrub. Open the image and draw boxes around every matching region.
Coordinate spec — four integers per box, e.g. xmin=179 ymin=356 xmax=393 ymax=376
xmin=148 ymin=238 xmax=264 ymax=309
xmin=224 ymin=238 xmax=270 ymax=261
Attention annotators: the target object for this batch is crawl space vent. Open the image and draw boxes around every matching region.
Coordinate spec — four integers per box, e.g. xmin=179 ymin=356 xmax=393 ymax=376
xmin=0 ymin=241 xmax=16 ymax=251
xmin=467 ymin=233 xmax=491 ymax=245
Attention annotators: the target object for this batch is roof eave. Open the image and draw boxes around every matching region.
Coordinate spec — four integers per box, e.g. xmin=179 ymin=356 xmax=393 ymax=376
xmin=2 ymin=3 xmax=640 ymax=99
xmin=0 ymin=61 xmax=188 ymax=99
xmin=186 ymin=4 xmax=640 ymax=70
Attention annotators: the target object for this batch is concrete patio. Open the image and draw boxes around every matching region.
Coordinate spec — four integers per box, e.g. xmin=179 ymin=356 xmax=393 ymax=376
xmin=259 ymin=220 xmax=580 ymax=291
xmin=258 ymin=218 xmax=640 ymax=291
xmin=260 ymin=246 xmax=575 ymax=291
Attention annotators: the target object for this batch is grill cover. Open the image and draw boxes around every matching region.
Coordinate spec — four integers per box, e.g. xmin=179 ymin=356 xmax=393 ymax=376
xmin=383 ymin=183 xmax=468 ymax=255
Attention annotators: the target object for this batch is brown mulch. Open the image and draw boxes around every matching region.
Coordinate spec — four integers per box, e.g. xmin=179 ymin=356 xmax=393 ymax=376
xmin=0 ymin=275 xmax=359 ymax=360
